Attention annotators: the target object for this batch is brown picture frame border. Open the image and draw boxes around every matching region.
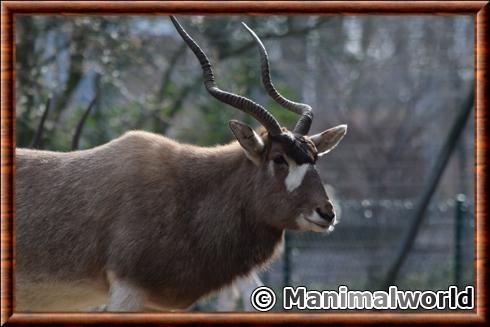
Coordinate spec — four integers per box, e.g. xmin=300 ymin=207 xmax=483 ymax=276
xmin=1 ymin=1 xmax=488 ymax=325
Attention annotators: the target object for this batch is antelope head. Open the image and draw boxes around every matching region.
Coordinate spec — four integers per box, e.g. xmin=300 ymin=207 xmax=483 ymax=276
xmin=171 ymin=17 xmax=347 ymax=232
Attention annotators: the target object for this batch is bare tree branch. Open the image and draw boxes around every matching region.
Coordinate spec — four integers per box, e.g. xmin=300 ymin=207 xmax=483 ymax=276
xmin=156 ymin=42 xmax=187 ymax=104
xmin=148 ymin=79 xmax=202 ymax=133
xmin=31 ymin=97 xmax=51 ymax=149
xmin=71 ymin=93 xmax=99 ymax=150
xmin=51 ymin=28 xmax=88 ymax=126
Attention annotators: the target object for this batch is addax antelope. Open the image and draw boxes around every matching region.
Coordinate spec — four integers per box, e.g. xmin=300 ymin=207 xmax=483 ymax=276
xmin=15 ymin=16 xmax=347 ymax=311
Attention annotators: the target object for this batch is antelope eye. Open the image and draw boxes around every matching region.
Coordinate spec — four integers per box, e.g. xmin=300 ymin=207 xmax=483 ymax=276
xmin=273 ymin=155 xmax=288 ymax=166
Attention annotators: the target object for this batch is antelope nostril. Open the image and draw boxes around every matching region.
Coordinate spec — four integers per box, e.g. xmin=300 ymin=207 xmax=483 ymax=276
xmin=316 ymin=208 xmax=335 ymax=223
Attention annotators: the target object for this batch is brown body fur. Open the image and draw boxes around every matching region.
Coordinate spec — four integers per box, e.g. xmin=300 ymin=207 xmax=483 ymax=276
xmin=16 ymin=131 xmax=285 ymax=311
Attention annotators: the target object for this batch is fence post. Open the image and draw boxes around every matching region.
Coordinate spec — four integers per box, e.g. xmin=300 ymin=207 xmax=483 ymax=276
xmin=454 ymin=194 xmax=466 ymax=287
xmin=283 ymin=232 xmax=291 ymax=288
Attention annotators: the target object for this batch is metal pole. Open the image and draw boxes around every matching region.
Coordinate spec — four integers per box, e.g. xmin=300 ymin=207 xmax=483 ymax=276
xmin=454 ymin=194 xmax=466 ymax=287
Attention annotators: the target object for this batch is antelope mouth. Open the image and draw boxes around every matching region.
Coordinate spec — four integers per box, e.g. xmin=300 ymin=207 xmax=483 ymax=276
xmin=303 ymin=216 xmax=329 ymax=229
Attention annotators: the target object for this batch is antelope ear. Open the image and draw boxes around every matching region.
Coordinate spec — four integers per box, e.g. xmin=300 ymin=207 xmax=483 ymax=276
xmin=310 ymin=124 xmax=347 ymax=156
xmin=229 ymin=120 xmax=264 ymax=165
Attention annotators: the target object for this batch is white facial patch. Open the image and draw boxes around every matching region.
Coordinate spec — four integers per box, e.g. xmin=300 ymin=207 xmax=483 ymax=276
xmin=285 ymin=164 xmax=310 ymax=192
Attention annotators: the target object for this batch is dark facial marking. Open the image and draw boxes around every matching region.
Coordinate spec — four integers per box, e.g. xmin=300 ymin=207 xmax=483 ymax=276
xmin=271 ymin=133 xmax=318 ymax=165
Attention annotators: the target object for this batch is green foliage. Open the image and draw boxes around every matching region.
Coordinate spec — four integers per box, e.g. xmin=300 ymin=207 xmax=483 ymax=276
xmin=15 ymin=16 xmax=326 ymax=150
xmin=177 ymin=102 xmax=236 ymax=146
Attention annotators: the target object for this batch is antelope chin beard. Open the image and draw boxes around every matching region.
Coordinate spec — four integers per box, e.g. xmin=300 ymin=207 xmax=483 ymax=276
xmin=296 ymin=212 xmax=336 ymax=233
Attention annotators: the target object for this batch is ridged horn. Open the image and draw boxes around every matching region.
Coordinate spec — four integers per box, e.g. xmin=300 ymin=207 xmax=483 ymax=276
xmin=170 ymin=16 xmax=282 ymax=136
xmin=242 ymin=22 xmax=313 ymax=135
